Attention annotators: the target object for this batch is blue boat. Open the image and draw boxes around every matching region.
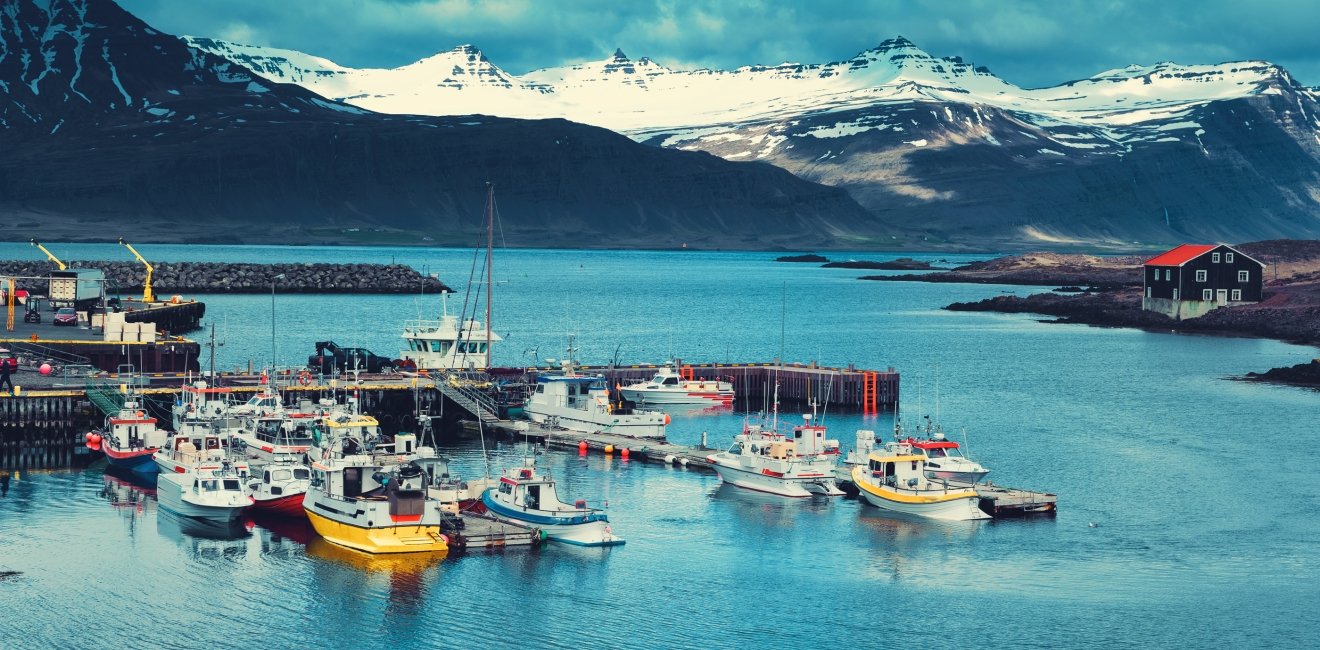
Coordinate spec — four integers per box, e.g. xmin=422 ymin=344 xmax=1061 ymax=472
xmin=482 ymin=459 xmax=623 ymax=547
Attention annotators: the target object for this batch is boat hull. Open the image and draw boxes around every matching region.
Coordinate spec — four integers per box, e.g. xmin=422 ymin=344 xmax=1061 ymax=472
xmin=482 ymin=491 xmax=624 ymax=546
xmin=104 ymin=448 xmax=160 ymax=476
xmin=707 ymin=460 xmax=842 ymax=498
xmin=854 ymin=480 xmax=990 ymax=521
xmin=528 ymin=411 xmax=665 ymax=439
xmin=305 ymin=506 xmax=448 ymax=554
xmin=156 ymin=473 xmax=249 ymax=522
xmin=251 ymin=492 xmax=306 ymax=518
xmin=925 ymin=469 xmax=990 ymax=484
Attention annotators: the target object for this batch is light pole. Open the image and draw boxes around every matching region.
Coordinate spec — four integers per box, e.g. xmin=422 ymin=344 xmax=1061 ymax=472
xmin=271 ymin=273 xmax=286 ymax=375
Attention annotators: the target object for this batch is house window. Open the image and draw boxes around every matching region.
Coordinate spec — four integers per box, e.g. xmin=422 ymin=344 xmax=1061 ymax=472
xmin=1165 ymin=269 xmax=1172 ymax=281
xmin=1173 ymin=288 xmax=1179 ymax=300
xmin=1226 ymin=253 xmax=1235 ymax=263
xmin=1196 ymin=270 xmax=1207 ymax=282
xmin=1146 ymin=287 xmax=1152 ymax=298
xmin=1212 ymin=252 xmax=1221 ymax=263
xmin=1231 ymin=289 xmax=1242 ymax=301
xmin=1238 ymin=270 xmax=1249 ymax=282
xmin=1202 ymin=289 xmax=1212 ymax=300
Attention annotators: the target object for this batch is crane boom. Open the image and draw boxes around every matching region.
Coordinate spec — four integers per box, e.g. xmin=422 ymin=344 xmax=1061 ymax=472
xmin=117 ymin=237 xmax=155 ymax=303
xmin=30 ymin=239 xmax=67 ymax=270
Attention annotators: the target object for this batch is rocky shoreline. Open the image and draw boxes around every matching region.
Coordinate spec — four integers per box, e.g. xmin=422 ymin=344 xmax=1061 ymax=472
xmin=0 ymin=261 xmax=450 ymax=294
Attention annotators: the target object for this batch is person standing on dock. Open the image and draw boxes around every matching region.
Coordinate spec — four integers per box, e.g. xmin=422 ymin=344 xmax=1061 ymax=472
xmin=1 ymin=471 xmax=9 ymax=497
xmin=0 ymin=354 xmax=14 ymax=394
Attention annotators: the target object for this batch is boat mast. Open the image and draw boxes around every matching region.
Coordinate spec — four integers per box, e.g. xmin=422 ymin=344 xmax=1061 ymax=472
xmin=485 ymin=182 xmax=494 ymax=369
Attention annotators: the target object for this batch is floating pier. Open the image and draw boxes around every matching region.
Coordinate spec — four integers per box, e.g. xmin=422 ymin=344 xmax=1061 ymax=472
xmin=453 ymin=511 xmax=543 ymax=551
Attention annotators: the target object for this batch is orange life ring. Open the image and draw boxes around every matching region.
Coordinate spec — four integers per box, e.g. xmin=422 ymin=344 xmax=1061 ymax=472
xmin=297 ymin=371 xmax=313 ymax=386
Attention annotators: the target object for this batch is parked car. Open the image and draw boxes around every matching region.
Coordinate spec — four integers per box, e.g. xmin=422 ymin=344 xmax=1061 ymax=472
xmin=53 ymin=307 xmax=78 ymax=326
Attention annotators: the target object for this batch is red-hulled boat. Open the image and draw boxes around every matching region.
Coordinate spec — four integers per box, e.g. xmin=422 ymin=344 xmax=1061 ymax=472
xmin=247 ymin=464 xmax=310 ymax=517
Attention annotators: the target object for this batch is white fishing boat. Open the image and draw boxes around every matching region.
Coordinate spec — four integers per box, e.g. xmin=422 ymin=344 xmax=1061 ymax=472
xmin=231 ymin=413 xmax=315 ymax=464
xmin=707 ymin=410 xmax=844 ymax=498
xmin=304 ymin=412 xmax=449 ymax=554
xmin=482 ymin=457 xmax=623 ymax=546
xmin=171 ymin=381 xmax=234 ymax=430
xmin=851 ymin=443 xmax=990 ymax=521
xmin=399 ymin=184 xmax=501 ymax=372
xmin=154 ymin=420 xmax=250 ymax=477
xmin=618 ymin=363 xmax=734 ymax=406
xmin=525 ymin=338 xmax=668 ymax=438
xmin=156 ymin=464 xmax=252 ymax=522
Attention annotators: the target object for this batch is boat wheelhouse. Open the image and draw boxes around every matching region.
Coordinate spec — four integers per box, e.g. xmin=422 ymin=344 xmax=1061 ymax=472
xmin=172 ymin=381 xmax=234 ymax=430
xmin=232 ymin=414 xmax=315 ymax=464
xmin=248 ymin=463 xmax=311 ymax=518
xmin=154 ymin=419 xmax=249 ymax=477
xmin=400 ymin=312 xmax=502 ymax=372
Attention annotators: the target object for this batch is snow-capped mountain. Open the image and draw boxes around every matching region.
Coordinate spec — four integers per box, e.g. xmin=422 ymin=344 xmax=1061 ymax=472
xmin=189 ymin=35 xmax=1320 ymax=247
xmin=1 ymin=0 xmax=876 ymax=249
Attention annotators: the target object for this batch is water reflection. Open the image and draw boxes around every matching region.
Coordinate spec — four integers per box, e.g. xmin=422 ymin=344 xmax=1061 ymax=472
xmin=852 ymin=506 xmax=983 ymax=582
xmin=304 ymin=537 xmax=446 ymax=616
xmin=709 ymin=482 xmax=833 ymax=529
xmin=250 ymin=513 xmax=314 ymax=555
xmin=100 ymin=470 xmax=157 ymax=512
xmin=156 ymin=509 xmax=252 ymax=560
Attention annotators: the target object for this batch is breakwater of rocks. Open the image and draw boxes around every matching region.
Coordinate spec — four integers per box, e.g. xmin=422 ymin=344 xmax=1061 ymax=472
xmin=0 ymin=261 xmax=449 ymax=294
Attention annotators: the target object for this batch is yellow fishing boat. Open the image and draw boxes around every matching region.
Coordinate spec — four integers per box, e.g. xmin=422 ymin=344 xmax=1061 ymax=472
xmin=851 ymin=444 xmax=990 ymax=521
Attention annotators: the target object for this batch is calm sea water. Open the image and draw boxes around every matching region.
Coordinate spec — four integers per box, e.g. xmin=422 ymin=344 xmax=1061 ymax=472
xmin=2 ymin=244 xmax=1317 ymax=649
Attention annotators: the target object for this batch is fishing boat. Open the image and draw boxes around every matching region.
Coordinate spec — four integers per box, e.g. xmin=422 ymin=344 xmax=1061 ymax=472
xmin=706 ymin=411 xmax=844 ymax=497
xmin=851 ymin=443 xmax=990 ymax=521
xmin=618 ymin=363 xmax=734 ymax=406
xmin=156 ymin=463 xmax=252 ymax=522
xmin=304 ymin=412 xmax=449 ymax=554
xmin=90 ymin=400 xmax=170 ymax=477
xmin=247 ymin=463 xmax=311 ymax=517
xmin=482 ymin=457 xmax=623 ymax=546
xmin=171 ymin=381 xmax=234 ymax=430
xmin=231 ymin=413 xmax=315 ymax=464
xmin=525 ymin=338 xmax=668 ymax=438
xmin=154 ymin=419 xmax=249 ymax=477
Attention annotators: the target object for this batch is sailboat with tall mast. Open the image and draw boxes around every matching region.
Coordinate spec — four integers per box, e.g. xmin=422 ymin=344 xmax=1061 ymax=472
xmin=399 ymin=183 xmax=501 ymax=371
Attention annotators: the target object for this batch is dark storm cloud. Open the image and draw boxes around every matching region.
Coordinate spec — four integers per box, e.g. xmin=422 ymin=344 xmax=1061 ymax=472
xmin=115 ymin=0 xmax=1320 ymax=87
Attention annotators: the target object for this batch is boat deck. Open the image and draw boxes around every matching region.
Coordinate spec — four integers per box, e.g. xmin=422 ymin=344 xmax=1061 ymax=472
xmin=455 ymin=510 xmax=544 ymax=551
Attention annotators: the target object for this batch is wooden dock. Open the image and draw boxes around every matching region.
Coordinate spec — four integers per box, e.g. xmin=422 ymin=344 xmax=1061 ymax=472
xmin=452 ymin=511 xmax=544 ymax=551
xmin=969 ymin=482 xmax=1058 ymax=516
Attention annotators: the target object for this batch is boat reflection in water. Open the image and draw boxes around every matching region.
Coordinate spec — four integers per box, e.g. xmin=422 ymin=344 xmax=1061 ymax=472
xmin=709 ymin=482 xmax=832 ymax=530
xmin=852 ymin=507 xmax=983 ymax=583
xmin=100 ymin=468 xmax=158 ymax=536
xmin=305 ymin=536 xmax=446 ymax=615
xmin=249 ymin=512 xmax=315 ymax=555
xmin=156 ymin=508 xmax=252 ymax=561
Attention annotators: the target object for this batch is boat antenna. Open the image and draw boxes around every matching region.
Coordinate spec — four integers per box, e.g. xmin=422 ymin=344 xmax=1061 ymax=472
xmin=477 ymin=411 xmax=491 ymax=480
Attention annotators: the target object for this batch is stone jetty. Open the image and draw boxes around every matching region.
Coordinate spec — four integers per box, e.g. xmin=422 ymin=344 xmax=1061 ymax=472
xmin=0 ymin=261 xmax=449 ymax=294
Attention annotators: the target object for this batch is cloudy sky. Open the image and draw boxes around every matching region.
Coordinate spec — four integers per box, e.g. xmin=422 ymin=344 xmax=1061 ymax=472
xmin=117 ymin=0 xmax=1320 ymax=88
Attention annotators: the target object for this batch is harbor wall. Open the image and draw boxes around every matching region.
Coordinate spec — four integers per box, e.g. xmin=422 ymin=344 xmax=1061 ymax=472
xmin=0 ymin=261 xmax=449 ymax=294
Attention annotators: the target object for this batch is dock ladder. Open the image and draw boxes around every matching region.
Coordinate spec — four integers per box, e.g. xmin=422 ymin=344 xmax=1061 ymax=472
xmin=862 ymin=371 xmax=878 ymax=414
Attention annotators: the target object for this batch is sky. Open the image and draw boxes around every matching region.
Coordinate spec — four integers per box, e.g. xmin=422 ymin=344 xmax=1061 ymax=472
xmin=115 ymin=0 xmax=1320 ymax=88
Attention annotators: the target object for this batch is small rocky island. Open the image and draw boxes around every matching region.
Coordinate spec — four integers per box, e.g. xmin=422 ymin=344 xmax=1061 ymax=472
xmin=866 ymin=241 xmax=1320 ymax=386
xmin=0 ymin=260 xmax=450 ymax=294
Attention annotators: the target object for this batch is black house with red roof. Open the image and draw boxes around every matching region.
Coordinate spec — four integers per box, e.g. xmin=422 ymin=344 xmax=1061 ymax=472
xmin=1143 ymin=244 xmax=1264 ymax=320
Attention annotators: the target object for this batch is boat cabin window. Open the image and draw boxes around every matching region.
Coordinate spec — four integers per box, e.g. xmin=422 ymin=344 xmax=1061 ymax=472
xmin=264 ymin=470 xmax=271 ymax=482
xmin=310 ymin=470 xmax=325 ymax=488
xmin=499 ymin=482 xmax=513 ymax=495
xmin=662 ymin=376 xmax=678 ymax=386
xmin=927 ymin=447 xmax=947 ymax=458
xmin=223 ymin=479 xmax=240 ymax=491
xmin=201 ymin=479 xmax=218 ymax=492
xmin=344 ymin=468 xmax=363 ymax=498
xmin=205 ymin=437 xmax=220 ymax=450
xmin=256 ymin=419 xmax=281 ymax=442
xmin=272 ymin=469 xmax=292 ymax=481
xmin=525 ymin=485 xmax=541 ymax=509
xmin=535 ymin=384 xmax=545 ymax=394
xmin=651 ymin=374 xmax=664 ymax=383
xmin=294 ymin=468 xmax=310 ymax=480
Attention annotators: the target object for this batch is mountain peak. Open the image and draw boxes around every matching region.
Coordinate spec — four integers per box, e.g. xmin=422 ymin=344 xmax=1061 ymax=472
xmin=876 ymin=36 xmax=918 ymax=51
xmin=612 ymin=48 xmax=629 ymax=61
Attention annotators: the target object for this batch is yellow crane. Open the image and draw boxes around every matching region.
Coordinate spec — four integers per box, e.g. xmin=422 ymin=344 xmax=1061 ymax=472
xmin=30 ymin=239 xmax=67 ymax=270
xmin=117 ymin=238 xmax=155 ymax=303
